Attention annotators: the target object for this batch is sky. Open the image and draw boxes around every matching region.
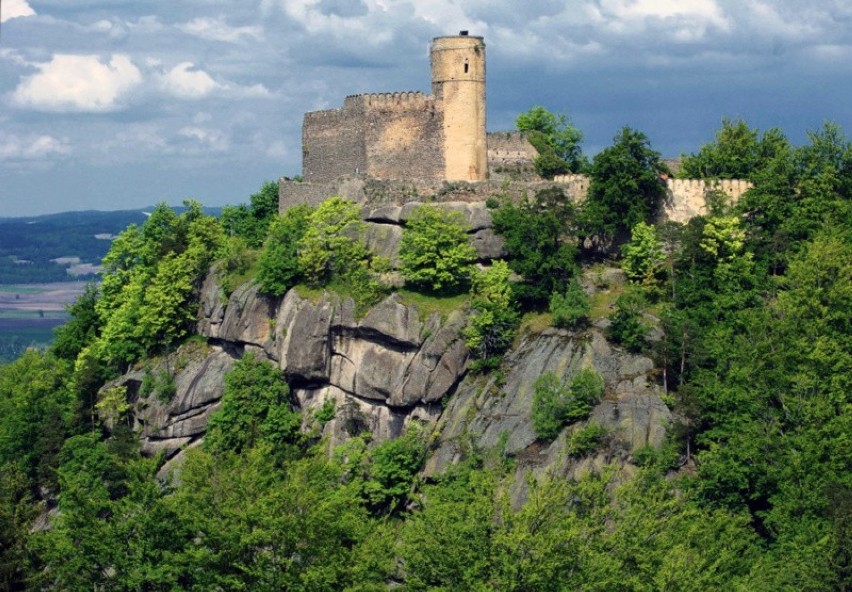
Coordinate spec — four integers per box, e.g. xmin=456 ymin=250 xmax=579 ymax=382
xmin=1 ymin=0 xmax=851 ymax=217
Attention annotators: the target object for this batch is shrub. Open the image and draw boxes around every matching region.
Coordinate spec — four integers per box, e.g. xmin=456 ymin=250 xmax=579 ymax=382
xmin=549 ymin=280 xmax=590 ymax=329
xmin=463 ymin=261 xmax=519 ymax=370
xmin=608 ymin=292 xmax=648 ymax=352
xmin=565 ymin=421 xmax=607 ymax=457
xmin=531 ymin=369 xmax=604 ymax=441
xmin=399 ymin=205 xmax=477 ymax=294
xmin=255 ymin=205 xmax=312 ymax=296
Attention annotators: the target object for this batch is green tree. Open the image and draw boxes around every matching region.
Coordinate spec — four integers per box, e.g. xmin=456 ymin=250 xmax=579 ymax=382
xmin=255 ymin=204 xmax=313 ymax=296
xmin=399 ymin=205 xmax=477 ymax=293
xmin=582 ymin=127 xmax=669 ymax=239
xmin=622 ymin=221 xmax=664 ymax=285
xmin=680 ymin=118 xmax=791 ymax=180
xmin=220 ymin=180 xmax=281 ymax=247
xmin=491 ymin=187 xmax=579 ymax=307
xmin=531 ymin=369 xmax=604 ymax=441
xmin=516 ymin=106 xmax=587 ymax=177
xmin=299 ymin=197 xmax=370 ymax=286
xmin=206 ymin=352 xmax=301 ymax=457
xmin=608 ymin=291 xmax=648 ymax=352
xmin=549 ymin=279 xmax=589 ymax=329
xmin=464 ymin=261 xmax=519 ymax=369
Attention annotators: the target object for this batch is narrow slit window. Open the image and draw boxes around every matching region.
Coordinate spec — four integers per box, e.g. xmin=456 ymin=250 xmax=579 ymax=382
xmin=464 ymin=59 xmax=469 ymax=74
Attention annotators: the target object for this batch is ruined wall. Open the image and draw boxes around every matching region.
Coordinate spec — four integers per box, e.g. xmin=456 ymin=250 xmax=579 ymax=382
xmin=302 ymin=100 xmax=368 ymax=183
xmin=487 ymin=131 xmax=537 ymax=170
xmin=284 ymin=172 xmax=752 ymax=225
xmin=360 ymin=93 xmax=444 ymax=180
xmin=302 ymin=93 xmax=443 ymax=184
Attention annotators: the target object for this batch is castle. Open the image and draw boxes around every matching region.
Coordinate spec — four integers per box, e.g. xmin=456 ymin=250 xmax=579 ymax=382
xmin=279 ymin=32 xmax=752 ymax=223
xmin=302 ymin=32 xmax=488 ymax=184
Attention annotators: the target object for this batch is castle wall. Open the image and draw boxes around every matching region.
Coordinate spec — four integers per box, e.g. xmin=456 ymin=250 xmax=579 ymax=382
xmin=302 ymin=102 xmax=368 ymax=183
xmin=359 ymin=93 xmax=444 ymax=180
xmin=487 ymin=131 xmax=537 ymax=170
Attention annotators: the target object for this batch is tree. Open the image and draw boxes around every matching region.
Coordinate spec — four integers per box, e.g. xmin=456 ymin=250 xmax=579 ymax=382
xmin=206 ymin=352 xmax=301 ymax=457
xmin=680 ymin=118 xmax=791 ymax=180
xmin=549 ymin=279 xmax=589 ymax=329
xmin=399 ymin=205 xmax=477 ymax=293
xmin=492 ymin=187 xmax=579 ymax=307
xmin=531 ymin=369 xmax=604 ymax=441
xmin=516 ymin=106 xmax=587 ymax=177
xmin=255 ymin=205 xmax=313 ymax=296
xmin=299 ymin=197 xmax=370 ymax=286
xmin=220 ymin=180 xmax=281 ymax=247
xmin=463 ymin=261 xmax=519 ymax=369
xmin=622 ymin=221 xmax=664 ymax=284
xmin=582 ymin=127 xmax=669 ymax=239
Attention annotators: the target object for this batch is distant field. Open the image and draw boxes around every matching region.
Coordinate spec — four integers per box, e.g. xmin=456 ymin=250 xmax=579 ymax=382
xmin=0 ymin=282 xmax=85 ymax=363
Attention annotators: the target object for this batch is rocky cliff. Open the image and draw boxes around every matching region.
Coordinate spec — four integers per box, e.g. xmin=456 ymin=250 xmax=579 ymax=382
xmin=116 ymin=264 xmax=671 ymax=485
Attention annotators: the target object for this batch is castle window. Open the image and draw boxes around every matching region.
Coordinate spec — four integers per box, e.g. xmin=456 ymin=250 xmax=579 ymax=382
xmin=464 ymin=58 xmax=469 ymax=74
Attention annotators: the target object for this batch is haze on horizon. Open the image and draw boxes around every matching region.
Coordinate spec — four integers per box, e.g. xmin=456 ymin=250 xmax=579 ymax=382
xmin=1 ymin=0 xmax=851 ymax=218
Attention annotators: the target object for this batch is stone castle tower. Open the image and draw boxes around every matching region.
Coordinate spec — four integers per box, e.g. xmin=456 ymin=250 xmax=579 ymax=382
xmin=431 ymin=33 xmax=487 ymax=181
xmin=298 ymin=32 xmax=488 ymax=184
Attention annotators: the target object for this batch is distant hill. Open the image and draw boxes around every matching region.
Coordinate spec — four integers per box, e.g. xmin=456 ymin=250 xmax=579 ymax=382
xmin=0 ymin=207 xmax=222 ymax=284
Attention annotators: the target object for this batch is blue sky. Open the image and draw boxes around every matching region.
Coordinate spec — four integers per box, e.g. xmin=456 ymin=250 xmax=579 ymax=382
xmin=1 ymin=0 xmax=851 ymax=217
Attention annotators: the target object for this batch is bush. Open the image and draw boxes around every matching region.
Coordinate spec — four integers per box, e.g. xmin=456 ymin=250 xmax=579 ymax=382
xmin=399 ymin=205 xmax=477 ymax=293
xmin=463 ymin=262 xmax=519 ymax=370
xmin=531 ymin=369 xmax=604 ymax=441
xmin=549 ymin=280 xmax=589 ymax=329
xmin=565 ymin=421 xmax=607 ymax=457
xmin=255 ymin=205 xmax=312 ymax=296
xmin=299 ymin=197 xmax=370 ymax=286
xmin=608 ymin=292 xmax=648 ymax=352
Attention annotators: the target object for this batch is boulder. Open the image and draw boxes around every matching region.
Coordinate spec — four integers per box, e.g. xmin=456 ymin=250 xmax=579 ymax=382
xmin=218 ymin=282 xmax=277 ymax=347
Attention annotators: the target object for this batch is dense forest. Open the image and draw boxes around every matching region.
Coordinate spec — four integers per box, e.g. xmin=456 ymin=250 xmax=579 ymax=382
xmin=0 ymin=118 xmax=850 ymax=590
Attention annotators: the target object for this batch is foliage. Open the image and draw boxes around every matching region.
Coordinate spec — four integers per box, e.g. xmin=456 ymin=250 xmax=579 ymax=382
xmin=361 ymin=428 xmax=427 ymax=514
xmin=491 ymin=187 xmax=579 ymax=306
xmin=608 ymin=291 xmax=648 ymax=352
xmin=516 ymin=106 xmax=587 ymax=177
xmin=531 ymin=369 xmax=604 ymax=440
xmin=548 ymin=278 xmax=590 ymax=329
xmin=92 ymin=201 xmax=224 ymax=368
xmin=565 ymin=421 xmax=607 ymax=457
xmin=205 ymin=352 xmax=301 ymax=457
xmin=220 ymin=180 xmax=280 ymax=247
xmin=0 ymin=351 xmax=73 ymax=492
xmin=255 ymin=204 xmax=312 ymax=296
xmin=463 ymin=261 xmax=519 ymax=370
xmin=680 ymin=118 xmax=791 ymax=180
xmin=50 ymin=282 xmax=101 ymax=361
xmin=399 ymin=205 xmax=477 ymax=293
xmin=622 ymin=221 xmax=664 ymax=284
xmin=299 ymin=197 xmax=370 ymax=286
xmin=582 ymin=127 xmax=669 ymax=239
xmin=216 ymin=236 xmax=258 ymax=296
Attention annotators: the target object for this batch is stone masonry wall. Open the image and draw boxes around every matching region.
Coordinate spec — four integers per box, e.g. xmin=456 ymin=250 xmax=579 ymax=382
xmin=302 ymin=92 xmax=444 ymax=184
xmin=487 ymin=131 xmax=537 ymax=170
xmin=281 ymin=175 xmax=753 ymax=224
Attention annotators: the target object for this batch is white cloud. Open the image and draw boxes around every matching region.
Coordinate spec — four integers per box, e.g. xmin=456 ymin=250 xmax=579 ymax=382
xmin=0 ymin=133 xmax=70 ymax=160
xmin=179 ymin=16 xmax=263 ymax=42
xmin=1 ymin=0 xmax=36 ymax=23
xmin=178 ymin=126 xmax=230 ymax=151
xmin=10 ymin=54 xmax=142 ymax=112
xmin=159 ymin=62 xmax=220 ymax=98
xmin=594 ymin=0 xmax=730 ymax=39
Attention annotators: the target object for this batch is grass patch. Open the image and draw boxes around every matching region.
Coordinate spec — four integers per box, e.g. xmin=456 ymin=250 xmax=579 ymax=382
xmin=588 ymin=284 xmax=624 ymax=321
xmin=396 ymin=289 xmax=469 ymax=321
xmin=518 ymin=311 xmax=553 ymax=335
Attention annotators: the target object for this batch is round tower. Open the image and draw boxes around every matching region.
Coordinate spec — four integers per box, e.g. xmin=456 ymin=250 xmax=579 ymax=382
xmin=431 ymin=32 xmax=486 ymax=182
